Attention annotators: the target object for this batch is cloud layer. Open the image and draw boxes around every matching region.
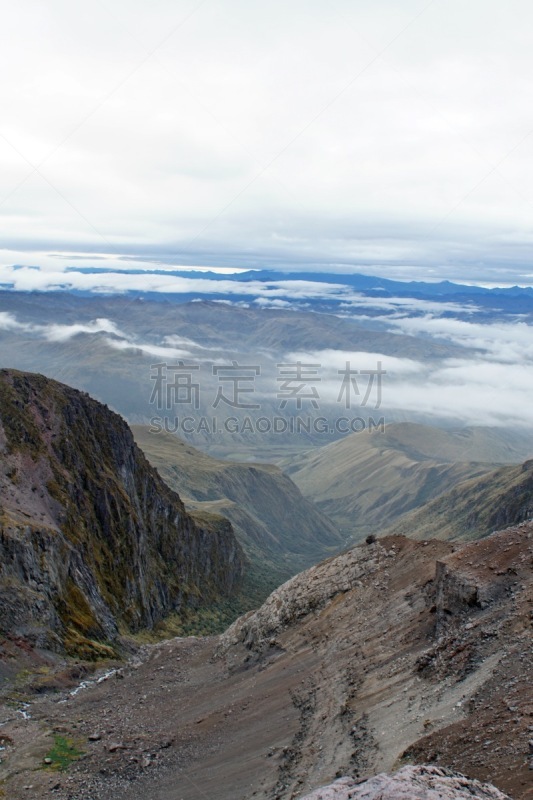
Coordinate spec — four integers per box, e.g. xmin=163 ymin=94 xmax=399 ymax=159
xmin=2 ymin=1 xmax=533 ymax=281
xmin=284 ymin=313 xmax=533 ymax=428
xmin=0 ymin=312 xmax=124 ymax=341
xmin=2 ymin=300 xmax=533 ymax=429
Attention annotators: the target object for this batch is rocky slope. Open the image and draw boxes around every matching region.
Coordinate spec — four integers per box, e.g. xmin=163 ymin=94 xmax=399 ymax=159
xmin=133 ymin=426 xmax=344 ymax=577
xmin=0 ymin=369 xmax=245 ymax=656
xmin=280 ymin=423 xmax=521 ymax=539
xmin=385 ymin=458 xmax=533 ymax=541
xmin=301 ymin=766 xmax=512 ymax=799
xmin=2 ymin=523 xmax=530 ymax=799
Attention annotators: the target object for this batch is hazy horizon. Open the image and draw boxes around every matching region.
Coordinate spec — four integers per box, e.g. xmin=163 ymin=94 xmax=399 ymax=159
xmin=2 ymin=1 xmax=533 ymax=286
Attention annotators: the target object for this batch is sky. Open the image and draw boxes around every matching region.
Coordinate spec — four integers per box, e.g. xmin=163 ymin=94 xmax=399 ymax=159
xmin=1 ymin=0 xmax=533 ymax=285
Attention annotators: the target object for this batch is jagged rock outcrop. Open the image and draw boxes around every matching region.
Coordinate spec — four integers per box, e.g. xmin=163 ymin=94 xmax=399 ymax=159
xmin=218 ymin=540 xmax=383 ymax=653
xmin=301 ymin=765 xmax=512 ymax=799
xmin=0 ymin=369 xmax=245 ymax=655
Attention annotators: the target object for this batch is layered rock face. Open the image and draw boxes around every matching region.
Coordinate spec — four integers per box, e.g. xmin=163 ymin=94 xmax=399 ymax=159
xmin=0 ymin=369 xmax=245 ymax=655
xmin=301 ymin=765 xmax=512 ymax=799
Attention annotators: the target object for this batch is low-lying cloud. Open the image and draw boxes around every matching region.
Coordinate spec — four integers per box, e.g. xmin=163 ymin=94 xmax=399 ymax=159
xmin=0 ymin=312 xmax=124 ymax=342
xmin=0 ymin=265 xmax=353 ymax=302
xmin=2 ymin=301 xmax=533 ymax=431
xmin=282 ymin=341 xmax=533 ymax=429
xmin=0 ymin=311 xmax=208 ymax=360
xmin=384 ymin=315 xmax=533 ymax=363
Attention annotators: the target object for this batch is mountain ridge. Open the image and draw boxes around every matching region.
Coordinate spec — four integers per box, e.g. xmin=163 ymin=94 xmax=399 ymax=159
xmin=0 ymin=369 xmax=245 ymax=656
xmin=280 ymin=422 xmax=529 ymax=539
xmin=385 ymin=457 xmax=533 ymax=541
xmin=3 ymin=523 xmax=530 ymax=799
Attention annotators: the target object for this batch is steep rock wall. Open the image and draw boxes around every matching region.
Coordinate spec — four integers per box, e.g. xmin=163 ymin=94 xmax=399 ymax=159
xmin=0 ymin=370 xmax=245 ymax=654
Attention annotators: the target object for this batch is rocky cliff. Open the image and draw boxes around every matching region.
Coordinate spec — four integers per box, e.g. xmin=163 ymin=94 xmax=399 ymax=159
xmin=0 ymin=369 xmax=245 ymax=656
xmin=132 ymin=426 xmax=344 ymax=574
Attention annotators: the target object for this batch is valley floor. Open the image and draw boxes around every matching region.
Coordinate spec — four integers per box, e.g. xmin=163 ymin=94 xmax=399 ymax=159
xmin=1 ymin=526 xmax=532 ymax=800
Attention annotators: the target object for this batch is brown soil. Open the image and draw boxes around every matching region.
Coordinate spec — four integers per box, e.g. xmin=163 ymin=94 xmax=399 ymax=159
xmin=0 ymin=525 xmax=531 ymax=800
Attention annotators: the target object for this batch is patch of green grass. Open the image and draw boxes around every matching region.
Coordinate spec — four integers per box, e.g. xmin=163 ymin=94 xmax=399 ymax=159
xmin=42 ymin=735 xmax=84 ymax=771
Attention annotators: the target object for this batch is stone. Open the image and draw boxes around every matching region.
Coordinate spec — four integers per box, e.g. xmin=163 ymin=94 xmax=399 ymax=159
xmin=300 ymin=765 xmax=512 ymax=799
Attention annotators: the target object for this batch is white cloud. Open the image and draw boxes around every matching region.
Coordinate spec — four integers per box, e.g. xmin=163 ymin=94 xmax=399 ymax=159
xmin=0 ymin=312 xmax=125 ymax=342
xmin=387 ymin=358 xmax=533 ymax=428
xmin=282 ymin=332 xmax=533 ymax=429
xmin=1 ymin=2 xmax=533 ymax=281
xmin=44 ymin=318 xmax=124 ymax=342
xmin=254 ymin=298 xmax=293 ymax=308
xmin=105 ymin=330 xmax=209 ymax=360
xmin=163 ymin=334 xmax=207 ymax=349
xmin=0 ymin=312 xmax=33 ymax=332
xmin=0 ymin=309 xmax=210 ymax=359
xmin=339 ymin=294 xmax=480 ymax=316
xmin=385 ymin=315 xmax=533 ymax=363
xmin=105 ymin=339 xmax=194 ymax=359
xmin=285 ymin=348 xmax=423 ymax=374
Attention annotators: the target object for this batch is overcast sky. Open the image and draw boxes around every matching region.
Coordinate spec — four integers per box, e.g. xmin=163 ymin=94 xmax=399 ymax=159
xmin=1 ymin=0 xmax=533 ymax=284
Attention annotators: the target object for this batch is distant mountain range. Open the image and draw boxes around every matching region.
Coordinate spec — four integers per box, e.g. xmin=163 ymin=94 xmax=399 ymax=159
xmin=3 ymin=269 xmax=533 ymax=323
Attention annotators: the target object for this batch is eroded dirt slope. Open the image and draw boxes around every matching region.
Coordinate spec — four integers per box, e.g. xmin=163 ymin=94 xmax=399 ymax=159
xmin=1 ymin=525 xmax=531 ymax=800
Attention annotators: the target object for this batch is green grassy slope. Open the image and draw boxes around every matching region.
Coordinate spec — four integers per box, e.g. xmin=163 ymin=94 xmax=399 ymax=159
xmin=384 ymin=458 xmax=533 ymax=541
xmin=280 ymin=422 xmax=526 ymax=539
